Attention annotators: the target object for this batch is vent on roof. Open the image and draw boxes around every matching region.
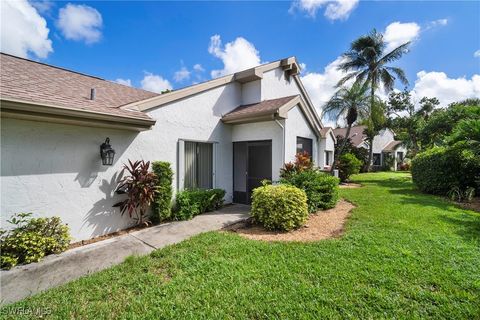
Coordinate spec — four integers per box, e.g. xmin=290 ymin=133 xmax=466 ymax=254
xmin=90 ymin=88 xmax=96 ymax=100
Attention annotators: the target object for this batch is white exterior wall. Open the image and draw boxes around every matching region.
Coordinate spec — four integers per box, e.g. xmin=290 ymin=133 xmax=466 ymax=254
xmin=1 ymin=82 xmax=242 ymax=241
xmin=319 ymin=133 xmax=335 ymax=169
xmin=284 ymin=105 xmax=318 ymax=165
xmin=372 ymin=128 xmax=395 ymax=154
xmin=261 ymin=69 xmax=300 ymax=100
xmin=231 ymin=120 xmax=284 ymax=182
xmin=241 ymin=80 xmax=261 ymax=105
xmin=1 ymin=65 xmax=330 ymax=241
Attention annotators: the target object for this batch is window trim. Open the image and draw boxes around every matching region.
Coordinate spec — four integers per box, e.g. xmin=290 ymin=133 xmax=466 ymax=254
xmin=373 ymin=153 xmax=382 ymax=166
xmin=178 ymin=139 xmax=217 ymax=191
xmin=296 ymin=136 xmax=313 ymax=159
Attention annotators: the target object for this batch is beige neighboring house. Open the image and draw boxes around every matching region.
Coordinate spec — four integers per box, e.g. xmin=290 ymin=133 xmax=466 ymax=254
xmin=334 ymin=125 xmax=407 ymax=171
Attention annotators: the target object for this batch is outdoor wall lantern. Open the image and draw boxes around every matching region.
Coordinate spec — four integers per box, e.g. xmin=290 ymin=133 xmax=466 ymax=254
xmin=100 ymin=137 xmax=115 ymax=165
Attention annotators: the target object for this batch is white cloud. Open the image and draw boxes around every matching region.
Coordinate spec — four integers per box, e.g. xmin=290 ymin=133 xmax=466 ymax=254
xmin=474 ymin=50 xmax=480 ymax=58
xmin=114 ymin=78 xmax=132 ymax=86
xmin=208 ymin=35 xmax=261 ymax=78
xmin=174 ymin=67 xmax=191 ymax=82
xmin=384 ymin=22 xmax=420 ymax=52
xmin=57 ymin=3 xmax=102 ymax=44
xmin=426 ymin=18 xmax=448 ymax=30
xmin=193 ymin=64 xmax=205 ymax=72
xmin=291 ymin=0 xmax=359 ymax=21
xmin=299 ymin=62 xmax=307 ymax=74
xmin=411 ymin=71 xmax=480 ymax=106
xmin=300 ymin=57 xmax=349 ymax=116
xmin=0 ymin=0 xmax=53 ymax=59
xmin=30 ymin=0 xmax=54 ymax=14
xmin=141 ymin=72 xmax=172 ymax=93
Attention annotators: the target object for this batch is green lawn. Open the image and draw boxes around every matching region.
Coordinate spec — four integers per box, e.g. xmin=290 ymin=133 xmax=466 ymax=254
xmin=2 ymin=172 xmax=479 ymax=319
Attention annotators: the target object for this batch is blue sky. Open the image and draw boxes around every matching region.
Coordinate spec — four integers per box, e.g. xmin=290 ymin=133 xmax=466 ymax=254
xmin=2 ymin=0 xmax=480 ymax=109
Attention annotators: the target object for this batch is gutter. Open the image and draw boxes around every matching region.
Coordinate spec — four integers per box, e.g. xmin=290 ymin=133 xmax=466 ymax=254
xmin=274 ymin=119 xmax=286 ymax=163
xmin=1 ymin=98 xmax=156 ymax=131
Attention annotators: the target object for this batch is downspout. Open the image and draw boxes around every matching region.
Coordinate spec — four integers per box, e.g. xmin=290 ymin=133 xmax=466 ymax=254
xmin=274 ymin=118 xmax=286 ymax=164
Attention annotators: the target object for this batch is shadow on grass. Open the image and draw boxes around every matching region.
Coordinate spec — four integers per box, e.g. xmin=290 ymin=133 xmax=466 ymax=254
xmin=438 ymin=213 xmax=480 ymax=243
xmin=359 ymin=177 xmax=457 ymax=213
xmin=358 ymin=175 xmax=480 ymax=241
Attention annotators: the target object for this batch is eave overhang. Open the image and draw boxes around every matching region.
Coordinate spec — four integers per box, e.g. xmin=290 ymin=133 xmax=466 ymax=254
xmin=1 ymin=98 xmax=156 ymax=131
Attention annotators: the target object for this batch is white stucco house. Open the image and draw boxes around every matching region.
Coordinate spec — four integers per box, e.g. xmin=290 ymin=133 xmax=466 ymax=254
xmin=334 ymin=125 xmax=407 ymax=170
xmin=0 ymin=53 xmax=335 ymax=241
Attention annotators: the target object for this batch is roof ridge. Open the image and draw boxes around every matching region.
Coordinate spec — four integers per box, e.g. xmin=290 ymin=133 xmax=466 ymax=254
xmin=1 ymin=52 xmax=105 ymax=81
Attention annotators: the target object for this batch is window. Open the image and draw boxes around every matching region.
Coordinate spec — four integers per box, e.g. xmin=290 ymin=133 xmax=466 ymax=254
xmin=397 ymin=152 xmax=404 ymax=162
xmin=296 ymin=137 xmax=313 ymax=158
xmin=184 ymin=141 xmax=213 ymax=189
xmin=324 ymin=151 xmax=332 ymax=166
xmin=373 ymin=153 xmax=381 ymax=166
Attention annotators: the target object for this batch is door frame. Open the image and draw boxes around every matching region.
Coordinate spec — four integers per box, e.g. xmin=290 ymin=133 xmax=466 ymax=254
xmin=233 ymin=140 xmax=272 ymax=204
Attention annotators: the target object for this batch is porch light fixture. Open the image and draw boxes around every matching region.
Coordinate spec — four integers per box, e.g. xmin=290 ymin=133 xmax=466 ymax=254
xmin=100 ymin=138 xmax=115 ymax=165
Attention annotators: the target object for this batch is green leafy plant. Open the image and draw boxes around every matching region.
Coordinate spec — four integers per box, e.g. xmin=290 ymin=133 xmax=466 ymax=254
xmin=1 ymin=213 xmax=70 ymax=270
xmin=280 ymin=170 xmax=339 ymax=213
xmin=251 ymin=184 xmax=308 ymax=231
xmin=174 ymin=189 xmax=226 ymax=221
xmin=447 ymin=186 xmax=475 ymax=203
xmin=151 ymin=161 xmax=174 ymax=222
xmin=114 ymin=160 xmax=159 ymax=226
xmin=337 ymin=153 xmax=362 ymax=182
xmin=381 ymin=153 xmax=394 ymax=171
xmin=411 ymin=146 xmax=480 ymax=195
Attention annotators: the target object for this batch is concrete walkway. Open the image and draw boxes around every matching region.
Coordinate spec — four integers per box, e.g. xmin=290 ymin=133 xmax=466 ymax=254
xmin=0 ymin=205 xmax=250 ymax=305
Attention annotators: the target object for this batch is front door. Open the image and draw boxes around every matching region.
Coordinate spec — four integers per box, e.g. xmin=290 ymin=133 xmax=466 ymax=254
xmin=233 ymin=140 xmax=272 ymax=204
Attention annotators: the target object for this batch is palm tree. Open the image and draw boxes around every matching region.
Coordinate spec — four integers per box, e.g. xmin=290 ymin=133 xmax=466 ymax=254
xmin=337 ymin=29 xmax=410 ymax=170
xmin=323 ymin=83 xmax=370 ymax=164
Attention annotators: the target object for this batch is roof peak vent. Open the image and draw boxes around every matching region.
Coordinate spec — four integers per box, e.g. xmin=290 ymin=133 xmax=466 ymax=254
xmin=90 ymin=88 xmax=96 ymax=100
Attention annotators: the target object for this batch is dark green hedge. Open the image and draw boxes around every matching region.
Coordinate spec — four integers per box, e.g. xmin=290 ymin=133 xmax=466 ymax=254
xmin=338 ymin=153 xmax=362 ymax=182
xmin=174 ymin=189 xmax=225 ymax=221
xmin=411 ymin=146 xmax=480 ymax=195
xmin=280 ymin=170 xmax=339 ymax=213
xmin=151 ymin=161 xmax=173 ymax=222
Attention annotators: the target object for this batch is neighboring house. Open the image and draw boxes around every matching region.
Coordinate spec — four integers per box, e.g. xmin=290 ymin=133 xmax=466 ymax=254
xmin=0 ymin=53 xmax=335 ymax=241
xmin=334 ymin=125 xmax=407 ymax=171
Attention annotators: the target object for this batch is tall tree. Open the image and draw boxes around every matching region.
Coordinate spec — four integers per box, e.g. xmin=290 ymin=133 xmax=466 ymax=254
xmin=337 ymin=29 xmax=410 ymax=169
xmin=323 ymin=83 xmax=370 ymax=169
xmin=361 ymin=99 xmax=386 ymax=170
xmin=386 ymin=89 xmax=439 ymax=156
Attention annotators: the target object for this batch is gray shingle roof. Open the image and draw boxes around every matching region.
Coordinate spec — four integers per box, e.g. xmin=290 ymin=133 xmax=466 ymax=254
xmin=222 ymin=95 xmax=299 ymax=122
xmin=333 ymin=125 xmax=367 ymax=146
xmin=0 ymin=53 xmax=158 ymax=120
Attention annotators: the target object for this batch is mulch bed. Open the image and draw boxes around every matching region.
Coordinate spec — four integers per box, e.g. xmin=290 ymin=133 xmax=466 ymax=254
xmin=339 ymin=182 xmax=362 ymax=189
xmin=456 ymin=197 xmax=480 ymax=213
xmin=224 ymin=199 xmax=356 ymax=242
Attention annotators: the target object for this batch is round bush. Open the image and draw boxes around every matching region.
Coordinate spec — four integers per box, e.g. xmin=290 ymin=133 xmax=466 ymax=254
xmin=338 ymin=153 xmax=362 ymax=182
xmin=280 ymin=170 xmax=339 ymax=212
xmin=251 ymin=184 xmax=308 ymax=231
xmin=411 ymin=146 xmax=480 ymax=195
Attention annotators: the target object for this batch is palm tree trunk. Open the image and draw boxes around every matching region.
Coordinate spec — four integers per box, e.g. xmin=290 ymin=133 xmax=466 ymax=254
xmin=367 ymin=138 xmax=374 ymax=172
xmin=330 ymin=124 xmax=352 ymax=173
xmin=367 ymin=84 xmax=375 ymax=172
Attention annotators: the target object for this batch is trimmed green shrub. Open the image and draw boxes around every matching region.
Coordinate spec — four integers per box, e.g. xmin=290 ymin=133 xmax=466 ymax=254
xmin=280 ymin=170 xmax=339 ymax=213
xmin=151 ymin=161 xmax=173 ymax=222
xmin=174 ymin=189 xmax=226 ymax=220
xmin=1 ymin=213 xmax=70 ymax=270
xmin=251 ymin=184 xmax=308 ymax=231
xmin=338 ymin=153 xmax=362 ymax=182
xmin=411 ymin=146 xmax=480 ymax=195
